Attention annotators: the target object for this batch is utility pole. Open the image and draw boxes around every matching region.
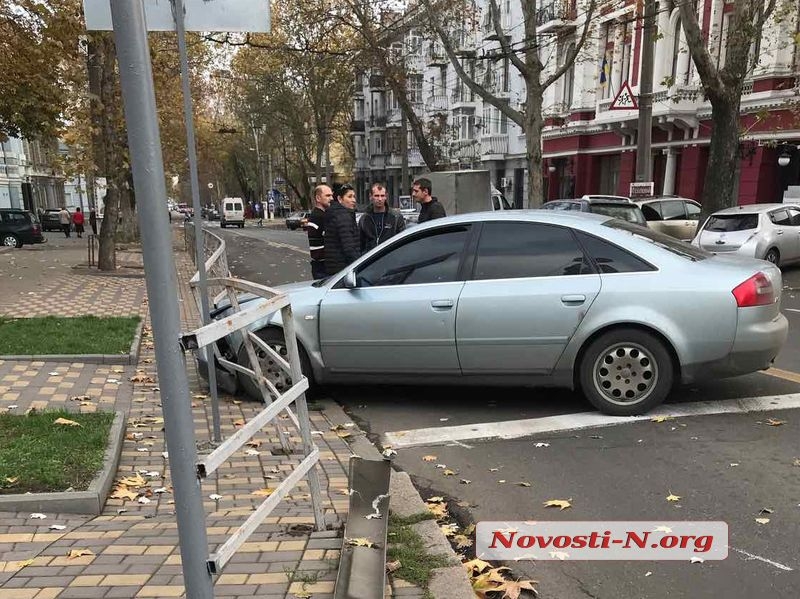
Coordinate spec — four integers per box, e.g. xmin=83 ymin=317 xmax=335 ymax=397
xmin=636 ymin=0 xmax=655 ymax=184
xmin=400 ymin=111 xmax=409 ymax=206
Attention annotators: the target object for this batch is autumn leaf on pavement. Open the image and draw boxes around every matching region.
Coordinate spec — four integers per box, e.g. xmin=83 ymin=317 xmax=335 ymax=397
xmin=454 ymin=534 xmax=473 ymax=549
xmin=427 ymin=502 xmax=449 ymax=520
xmin=119 ymin=474 xmax=147 ymax=488
xmin=129 ymin=374 xmax=155 ymax=383
xmin=293 ymin=592 xmax=311 ymax=599
xmin=12 ymin=559 xmax=34 ymax=570
xmin=495 ymin=578 xmax=538 ymax=599
xmin=233 ymin=419 xmax=246 ymax=427
xmin=764 ymin=418 xmax=786 ymax=426
xmin=251 ymin=488 xmax=275 ymax=496
xmin=464 ymin=523 xmax=476 ymax=536
xmin=472 ymin=570 xmax=506 ymax=598
xmin=666 ymin=492 xmax=681 ymax=502
xmin=755 ymin=517 xmax=770 ymax=524
xmin=345 ymin=537 xmax=376 ymax=548
xmin=793 ymin=457 xmax=800 ymax=466
xmin=110 ymin=487 xmax=138 ymax=501
xmin=543 ymin=499 xmax=571 ymax=510
xmin=515 ymin=482 xmax=532 ymax=487
xmin=443 ymin=469 xmax=456 ymax=476
xmin=246 ymin=440 xmax=262 ymax=448
xmin=422 ymin=455 xmax=437 ymax=462
xmin=440 ymin=523 xmax=459 ymax=537
xmin=463 ymin=557 xmax=493 ymax=575
xmin=427 ymin=496 xmax=445 ymax=503
xmin=386 ymin=560 xmax=401 ymax=573
xmin=53 ymin=417 xmax=81 ymax=427
xmin=651 ymin=416 xmax=673 ymax=423
xmin=68 ymin=549 xmax=94 ymax=559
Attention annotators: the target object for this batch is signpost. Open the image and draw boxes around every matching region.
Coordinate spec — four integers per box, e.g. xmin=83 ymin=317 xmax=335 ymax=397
xmin=629 ymin=181 xmax=655 ymax=199
xmin=609 ymin=81 xmax=638 ymax=111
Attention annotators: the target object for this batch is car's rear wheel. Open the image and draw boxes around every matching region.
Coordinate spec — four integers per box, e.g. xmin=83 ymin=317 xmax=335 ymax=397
xmin=2 ymin=234 xmax=21 ymax=248
xmin=579 ymin=328 xmax=673 ymax=416
xmin=764 ymin=248 xmax=780 ymax=265
xmin=236 ymin=327 xmax=313 ymax=400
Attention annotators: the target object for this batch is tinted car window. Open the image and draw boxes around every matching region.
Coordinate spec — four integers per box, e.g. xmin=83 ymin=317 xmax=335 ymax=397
xmin=641 ymin=204 xmax=661 ymax=221
xmin=474 ymin=222 xmax=590 ymax=280
xmin=575 ymin=231 xmax=655 ymax=273
xmin=589 ymin=203 xmax=646 ymax=225
xmin=659 ymin=200 xmax=687 ymax=220
xmin=357 ymin=225 xmax=470 ymax=287
xmin=685 ymin=201 xmax=701 ymax=220
xmin=770 ymin=210 xmax=791 ymax=226
xmin=787 ymin=208 xmax=800 ymax=226
xmin=3 ymin=212 xmax=30 ymax=225
xmin=604 ymin=220 xmax=711 ymax=261
xmin=705 ymin=214 xmax=759 ymax=231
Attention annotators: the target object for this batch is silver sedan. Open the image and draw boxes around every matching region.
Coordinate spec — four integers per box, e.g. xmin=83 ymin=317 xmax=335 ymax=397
xmin=201 ymin=211 xmax=788 ymax=416
xmin=692 ymin=203 xmax=800 ymax=266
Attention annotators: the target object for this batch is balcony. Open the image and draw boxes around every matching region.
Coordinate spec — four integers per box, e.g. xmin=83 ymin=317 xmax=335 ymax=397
xmin=452 ymin=139 xmax=479 ymax=161
xmin=386 ymin=108 xmax=403 ymax=127
xmin=408 ymin=149 xmax=424 ymax=168
xmin=368 ymin=74 xmax=386 ymax=89
xmin=480 ymin=134 xmax=509 ymax=158
xmin=369 ymin=154 xmax=386 ymax=170
xmin=369 ymin=115 xmax=387 ymax=129
xmin=387 ymin=153 xmax=403 ymax=168
xmin=536 ymin=1 xmax=576 ymax=33
xmin=350 ymin=119 xmax=365 ymax=133
xmin=425 ymin=94 xmax=449 ymax=114
xmin=405 ymin=52 xmax=424 ymax=73
xmin=451 ymin=87 xmax=478 ymax=108
xmin=427 ymin=44 xmax=447 ymax=66
xmin=483 ymin=11 xmax=512 ymax=40
xmin=455 ymin=31 xmax=477 ymax=58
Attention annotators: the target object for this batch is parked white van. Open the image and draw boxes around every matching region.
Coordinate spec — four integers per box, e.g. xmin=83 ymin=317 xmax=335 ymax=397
xmin=221 ymin=197 xmax=245 ymax=228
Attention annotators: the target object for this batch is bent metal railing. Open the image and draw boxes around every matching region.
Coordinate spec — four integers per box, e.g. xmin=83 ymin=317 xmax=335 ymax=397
xmin=181 ymin=225 xmax=325 ymax=575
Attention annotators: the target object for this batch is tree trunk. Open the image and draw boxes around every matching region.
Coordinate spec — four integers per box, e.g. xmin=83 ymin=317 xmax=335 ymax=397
xmin=116 ymin=182 xmax=138 ymax=244
xmin=699 ymin=92 xmax=742 ymax=223
xmin=525 ymin=84 xmax=544 ymax=208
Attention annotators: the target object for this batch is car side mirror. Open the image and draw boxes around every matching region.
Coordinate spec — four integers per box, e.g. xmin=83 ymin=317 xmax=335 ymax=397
xmin=343 ymin=270 xmax=357 ymax=289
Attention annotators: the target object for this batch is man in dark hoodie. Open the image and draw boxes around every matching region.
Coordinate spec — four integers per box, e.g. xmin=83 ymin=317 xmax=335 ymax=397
xmin=360 ymin=182 xmax=405 ymax=253
xmin=412 ymin=177 xmax=446 ymax=223
xmin=324 ymin=183 xmax=360 ymax=275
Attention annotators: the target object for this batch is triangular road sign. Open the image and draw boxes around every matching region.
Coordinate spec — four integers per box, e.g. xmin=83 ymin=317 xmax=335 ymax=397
xmin=609 ymin=81 xmax=638 ymax=110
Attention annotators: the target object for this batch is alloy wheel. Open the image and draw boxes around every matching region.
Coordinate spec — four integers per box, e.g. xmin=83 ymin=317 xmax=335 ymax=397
xmin=592 ymin=342 xmax=658 ymax=406
xmin=2 ymin=235 xmax=18 ymax=247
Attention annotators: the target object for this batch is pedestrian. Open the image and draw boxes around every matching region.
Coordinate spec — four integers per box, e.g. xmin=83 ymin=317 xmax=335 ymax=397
xmin=255 ymin=201 xmax=263 ymax=227
xmin=305 ymin=184 xmax=333 ymax=279
xmin=360 ymin=182 xmax=405 ymax=253
xmin=72 ymin=206 xmax=85 ymax=238
xmin=89 ymin=209 xmax=98 ymax=234
xmin=412 ymin=177 xmax=446 ymax=223
xmin=323 ymin=183 xmax=360 ymax=275
xmin=59 ymin=206 xmax=71 ymax=238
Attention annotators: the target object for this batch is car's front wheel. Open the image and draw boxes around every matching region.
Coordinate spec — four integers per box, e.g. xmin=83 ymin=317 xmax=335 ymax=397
xmin=764 ymin=247 xmax=780 ymax=265
xmin=579 ymin=328 xmax=674 ymax=416
xmin=2 ymin=234 xmax=21 ymax=248
xmin=236 ymin=327 xmax=313 ymax=401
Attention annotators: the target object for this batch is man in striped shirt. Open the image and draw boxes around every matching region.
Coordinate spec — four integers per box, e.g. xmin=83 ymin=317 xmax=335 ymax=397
xmin=305 ymin=184 xmax=333 ymax=279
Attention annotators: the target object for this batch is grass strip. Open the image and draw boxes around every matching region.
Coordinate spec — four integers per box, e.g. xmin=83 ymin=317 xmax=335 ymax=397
xmin=0 ymin=410 xmax=115 ymax=494
xmin=0 ymin=316 xmax=140 ymax=355
xmin=387 ymin=512 xmax=448 ymax=598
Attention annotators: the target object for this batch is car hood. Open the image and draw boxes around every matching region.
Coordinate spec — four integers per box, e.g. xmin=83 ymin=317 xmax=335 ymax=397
xmin=211 ymin=279 xmax=327 ymax=317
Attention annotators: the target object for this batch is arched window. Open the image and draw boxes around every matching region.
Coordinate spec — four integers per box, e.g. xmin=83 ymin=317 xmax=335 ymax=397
xmin=670 ymin=17 xmax=682 ymax=84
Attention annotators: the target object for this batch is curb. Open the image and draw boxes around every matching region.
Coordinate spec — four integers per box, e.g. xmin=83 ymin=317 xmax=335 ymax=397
xmin=320 ymin=401 xmax=473 ymax=599
xmin=0 ymin=410 xmax=128 ymax=514
xmin=0 ymin=318 xmax=145 ymax=365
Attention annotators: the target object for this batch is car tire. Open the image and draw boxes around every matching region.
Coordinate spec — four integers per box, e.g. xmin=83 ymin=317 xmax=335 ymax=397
xmin=236 ymin=327 xmax=314 ymax=401
xmin=579 ymin=328 xmax=674 ymax=416
xmin=2 ymin=234 xmax=21 ymax=248
xmin=764 ymin=248 xmax=780 ymax=266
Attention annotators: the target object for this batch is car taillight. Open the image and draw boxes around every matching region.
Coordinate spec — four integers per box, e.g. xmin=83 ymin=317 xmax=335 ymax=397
xmin=732 ymin=272 xmax=774 ymax=307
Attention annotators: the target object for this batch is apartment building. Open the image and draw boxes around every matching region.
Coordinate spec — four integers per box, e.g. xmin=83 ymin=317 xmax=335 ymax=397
xmin=352 ymin=0 xmax=800 ymax=207
xmin=0 ymin=136 xmax=65 ymax=211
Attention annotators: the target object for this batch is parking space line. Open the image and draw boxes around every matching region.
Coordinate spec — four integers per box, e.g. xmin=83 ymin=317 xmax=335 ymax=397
xmin=382 ymin=393 xmax=800 ymax=449
xmin=762 ymin=368 xmax=800 ymax=384
xmin=730 ymin=547 xmax=794 ymax=571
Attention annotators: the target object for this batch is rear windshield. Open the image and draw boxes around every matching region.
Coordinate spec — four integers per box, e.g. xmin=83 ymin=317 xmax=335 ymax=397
xmin=704 ymin=214 xmax=758 ymax=232
xmin=604 ymin=219 xmax=711 ymax=261
xmin=589 ymin=203 xmax=646 ymax=225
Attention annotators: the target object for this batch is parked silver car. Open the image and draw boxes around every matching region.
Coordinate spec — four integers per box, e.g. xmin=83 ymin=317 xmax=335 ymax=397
xmin=692 ymin=203 xmax=800 ymax=266
xmin=200 ymin=211 xmax=787 ymax=416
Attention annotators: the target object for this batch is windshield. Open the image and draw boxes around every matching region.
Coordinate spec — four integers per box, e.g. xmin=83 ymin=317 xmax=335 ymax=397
xmin=704 ymin=214 xmax=759 ymax=232
xmin=589 ymin=203 xmax=646 ymax=225
xmin=604 ymin=219 xmax=711 ymax=261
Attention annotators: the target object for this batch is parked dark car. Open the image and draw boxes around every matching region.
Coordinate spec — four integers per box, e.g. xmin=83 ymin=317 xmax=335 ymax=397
xmin=1 ymin=209 xmax=45 ymax=248
xmin=542 ymin=196 xmax=648 ymax=227
xmin=285 ymin=211 xmax=310 ymax=230
xmin=40 ymin=208 xmax=66 ymax=232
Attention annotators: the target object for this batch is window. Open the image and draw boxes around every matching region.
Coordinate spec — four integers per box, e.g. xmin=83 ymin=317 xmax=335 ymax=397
xmin=2 ymin=211 xmax=30 ymax=225
xmin=788 ymin=208 xmax=800 ymax=225
xmin=685 ymin=201 xmax=701 ymax=220
xmin=357 ymin=226 xmax=471 ymax=287
xmin=769 ymin=209 xmax=791 ymax=226
xmin=574 ymin=231 xmax=655 ymax=273
xmin=658 ymin=200 xmax=687 ymax=220
xmin=562 ymin=43 xmax=575 ymax=110
xmin=705 ymin=214 xmax=758 ymax=231
xmin=454 ymin=109 xmax=474 ymax=139
xmin=604 ymin=220 xmax=711 ymax=261
xmin=408 ymin=75 xmax=423 ymax=104
xmin=641 ymin=204 xmax=661 ymax=221
xmin=473 ymin=222 xmax=590 ymax=280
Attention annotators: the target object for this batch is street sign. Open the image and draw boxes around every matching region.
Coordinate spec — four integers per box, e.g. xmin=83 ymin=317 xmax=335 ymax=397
xmin=273 ymin=178 xmax=286 ymax=186
xmin=610 ymin=81 xmax=638 ymax=111
xmin=84 ymin=0 xmax=270 ymax=32
xmin=629 ymin=181 xmax=655 ymax=198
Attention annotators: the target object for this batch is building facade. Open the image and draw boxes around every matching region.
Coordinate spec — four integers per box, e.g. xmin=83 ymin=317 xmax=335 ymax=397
xmin=352 ymin=0 xmax=800 ymax=207
xmin=0 ymin=136 xmax=65 ymax=211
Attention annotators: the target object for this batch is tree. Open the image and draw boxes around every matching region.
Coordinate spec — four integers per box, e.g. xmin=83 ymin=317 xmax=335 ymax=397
xmin=679 ymin=0 xmax=779 ymax=221
xmin=422 ymin=0 xmax=598 ymax=207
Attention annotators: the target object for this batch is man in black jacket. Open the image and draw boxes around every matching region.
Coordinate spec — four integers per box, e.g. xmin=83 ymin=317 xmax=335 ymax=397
xmin=305 ymin=184 xmax=332 ymax=279
xmin=360 ymin=182 xmax=405 ymax=253
xmin=324 ymin=184 xmax=360 ymax=275
xmin=413 ymin=177 xmax=446 ymax=223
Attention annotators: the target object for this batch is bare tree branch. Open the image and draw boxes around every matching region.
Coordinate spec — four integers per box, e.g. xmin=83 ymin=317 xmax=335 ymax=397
xmin=489 ymin=0 xmax=528 ymax=75
xmin=678 ymin=0 xmax=724 ymax=97
xmin=542 ymin=1 xmax=597 ymax=90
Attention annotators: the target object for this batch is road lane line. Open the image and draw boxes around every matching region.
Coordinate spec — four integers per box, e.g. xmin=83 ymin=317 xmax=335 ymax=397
xmin=762 ymin=367 xmax=800 ymax=384
xmin=783 ymin=308 xmax=800 ymax=313
xmin=729 ymin=547 xmax=794 ymax=571
xmin=382 ymin=393 xmax=800 ymax=448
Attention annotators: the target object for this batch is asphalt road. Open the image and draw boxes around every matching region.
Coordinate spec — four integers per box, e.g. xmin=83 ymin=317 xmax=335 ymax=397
xmin=212 ymin=221 xmax=800 ymax=599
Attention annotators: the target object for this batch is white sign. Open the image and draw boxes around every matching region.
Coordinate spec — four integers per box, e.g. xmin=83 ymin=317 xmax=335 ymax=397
xmin=84 ymin=0 xmax=270 ymax=32
xmin=610 ymin=81 xmax=638 ymax=111
xmin=629 ymin=181 xmax=655 ymax=198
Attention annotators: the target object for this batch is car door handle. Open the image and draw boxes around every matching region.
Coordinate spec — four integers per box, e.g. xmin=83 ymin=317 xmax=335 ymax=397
xmin=777 ymin=230 xmax=784 ymax=235
xmin=430 ymin=299 xmax=454 ymax=310
xmin=561 ymin=294 xmax=586 ymax=305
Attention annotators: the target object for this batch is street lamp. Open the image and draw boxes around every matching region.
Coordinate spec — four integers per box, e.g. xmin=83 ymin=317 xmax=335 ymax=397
xmin=778 ymin=153 xmax=791 ymax=167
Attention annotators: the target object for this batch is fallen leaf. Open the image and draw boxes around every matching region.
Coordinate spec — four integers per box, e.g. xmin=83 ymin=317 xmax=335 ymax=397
xmin=386 ymin=559 xmax=401 ymax=573
xmin=463 ymin=557 xmax=493 ymax=575
xmin=464 ymin=523 xmax=476 ymax=536
xmin=651 ymin=416 xmax=674 ymax=423
xmin=764 ymin=418 xmax=786 ymax=426
xmin=137 ymin=496 xmax=151 ymax=504
xmin=666 ymin=492 xmax=681 ymax=502
xmin=441 ymin=523 xmax=459 ymax=537
xmin=460 ymin=479 xmax=472 ymax=485
xmin=755 ymin=517 xmax=770 ymax=524
xmin=119 ymin=474 xmax=147 ymax=488
xmin=68 ymin=549 xmax=94 ymax=559
xmin=30 ymin=513 xmax=47 ymax=519
xmin=345 ymin=537 xmax=376 ymax=548
xmin=209 ymin=494 xmax=222 ymax=501
xmin=427 ymin=502 xmax=448 ymax=520
xmin=246 ymin=440 xmax=262 ymax=448
xmin=427 ymin=496 xmax=445 ymax=503
xmin=533 ymin=442 xmax=550 ymax=448
xmin=336 ymin=431 xmax=352 ymax=439
xmin=382 ymin=448 xmax=397 ymax=458
xmin=252 ymin=488 xmax=275 ymax=496
xmin=543 ymin=499 xmax=572 ymax=510
xmin=4 ymin=476 xmax=18 ymax=484
xmin=12 ymin=559 xmax=34 ymax=570
xmin=110 ymin=487 xmax=138 ymax=501
xmin=793 ymin=458 xmax=800 ymax=467
xmin=245 ymin=449 xmax=260 ymax=456
xmin=293 ymin=592 xmax=311 ymax=599
xmin=454 ymin=534 xmax=473 ymax=549
xmin=49 ymin=525 xmax=66 ymax=531
xmin=515 ymin=482 xmax=532 ymax=488
xmin=129 ymin=374 xmax=155 ymax=383
xmin=69 ymin=395 xmax=92 ymax=402
xmin=496 ymin=578 xmax=538 ymax=599
xmin=422 ymin=455 xmax=437 ymax=462
xmin=443 ymin=469 xmax=456 ymax=476
xmin=549 ymin=551 xmax=569 ymax=560
xmin=690 ymin=556 xmax=705 ymax=564
xmin=53 ymin=418 xmax=80 ymax=427
xmin=233 ymin=419 xmax=246 ymax=427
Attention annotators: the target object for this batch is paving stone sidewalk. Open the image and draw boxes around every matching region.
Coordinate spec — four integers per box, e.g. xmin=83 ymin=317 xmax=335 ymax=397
xmin=0 ymin=235 xmax=428 ymax=599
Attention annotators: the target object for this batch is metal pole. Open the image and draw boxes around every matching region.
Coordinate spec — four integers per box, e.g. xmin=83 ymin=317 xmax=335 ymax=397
xmin=172 ymin=0 xmax=222 ymax=443
xmin=109 ymin=3 xmax=213 ymax=598
xmin=636 ymin=0 xmax=655 ymax=183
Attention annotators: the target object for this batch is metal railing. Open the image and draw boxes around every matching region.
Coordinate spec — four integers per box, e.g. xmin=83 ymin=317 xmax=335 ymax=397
xmin=181 ymin=223 xmax=325 ymax=575
xmin=87 ymin=234 xmax=98 ymax=267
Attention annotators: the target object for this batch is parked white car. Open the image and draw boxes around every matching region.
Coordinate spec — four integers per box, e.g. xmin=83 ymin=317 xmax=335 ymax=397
xmin=221 ymin=197 xmax=245 ymax=229
xmin=692 ymin=203 xmax=800 ymax=266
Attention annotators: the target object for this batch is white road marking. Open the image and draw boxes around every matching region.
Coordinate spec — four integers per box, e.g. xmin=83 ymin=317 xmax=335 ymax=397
xmin=729 ymin=546 xmax=794 ymax=571
xmin=783 ymin=308 xmax=800 ymax=313
xmin=381 ymin=393 xmax=800 ymax=449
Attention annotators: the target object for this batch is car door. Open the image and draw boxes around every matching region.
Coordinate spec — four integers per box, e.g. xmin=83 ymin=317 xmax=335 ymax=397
xmin=456 ymin=222 xmax=601 ymax=374
xmin=319 ymin=224 xmax=473 ymax=374
xmin=656 ymin=200 xmax=691 ymax=240
xmin=683 ymin=200 xmax=702 ymax=239
xmin=768 ymin=208 xmax=800 ymax=261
